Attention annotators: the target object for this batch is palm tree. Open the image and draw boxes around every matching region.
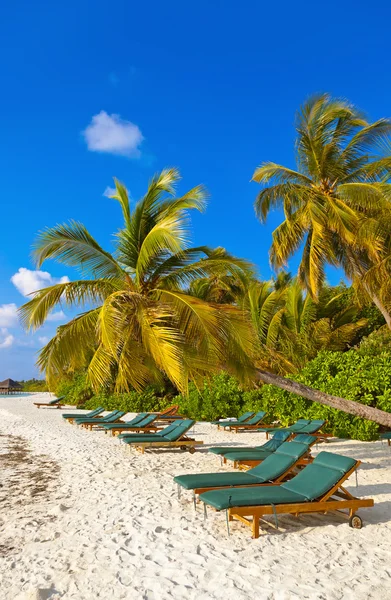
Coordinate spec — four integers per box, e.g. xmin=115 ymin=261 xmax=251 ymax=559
xmin=252 ymin=93 xmax=391 ymax=328
xmin=242 ymin=279 xmax=366 ymax=373
xmin=19 ymin=169 xmax=256 ymax=393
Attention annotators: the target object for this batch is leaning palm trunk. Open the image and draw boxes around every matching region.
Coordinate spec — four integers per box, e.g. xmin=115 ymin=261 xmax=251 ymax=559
xmin=256 ymin=369 xmax=391 ymax=428
xmin=363 ymin=286 xmax=391 ymax=331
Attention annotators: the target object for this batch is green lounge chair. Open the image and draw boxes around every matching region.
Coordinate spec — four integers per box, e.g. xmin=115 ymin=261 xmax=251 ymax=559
xmin=174 ymin=440 xmax=312 ymax=499
xmin=258 ymin=419 xmax=311 ymax=438
xmin=75 ymin=410 xmax=123 ymax=428
xmin=199 ymin=451 xmax=374 ymax=538
xmin=223 ymin=434 xmax=317 ymax=468
xmin=211 ymin=411 xmax=255 ymax=428
xmin=208 ymin=430 xmax=291 ymax=458
xmin=34 ymin=396 xmax=66 ymax=409
xmin=103 ymin=413 xmax=159 ymax=436
xmin=380 ymin=431 xmax=391 ymax=446
xmin=120 ymin=419 xmax=203 ymax=453
xmin=222 ymin=411 xmax=267 ymax=432
xmin=118 ymin=420 xmax=179 ymax=441
xmin=291 ymin=420 xmax=331 ymax=441
xmin=62 ymin=407 xmax=104 ymax=423
xmin=83 ymin=411 xmax=126 ymax=430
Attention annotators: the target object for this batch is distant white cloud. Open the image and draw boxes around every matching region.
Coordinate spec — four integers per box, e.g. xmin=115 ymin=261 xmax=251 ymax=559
xmin=11 ymin=268 xmax=69 ymax=298
xmin=46 ymin=310 xmax=66 ymax=322
xmin=0 ymin=304 xmax=18 ymax=328
xmin=0 ymin=328 xmax=14 ymax=349
xmin=38 ymin=336 xmax=49 ymax=345
xmin=82 ymin=111 xmax=144 ymax=157
xmin=103 ymin=186 xmax=116 ymax=198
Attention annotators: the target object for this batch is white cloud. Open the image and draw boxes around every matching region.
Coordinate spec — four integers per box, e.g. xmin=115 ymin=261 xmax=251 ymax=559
xmin=0 ymin=329 xmax=14 ymax=349
xmin=46 ymin=310 xmax=66 ymax=322
xmin=38 ymin=336 xmax=49 ymax=345
xmin=82 ymin=111 xmax=144 ymax=157
xmin=103 ymin=186 xmax=117 ymax=198
xmin=11 ymin=268 xmax=69 ymax=297
xmin=0 ymin=304 xmax=18 ymax=327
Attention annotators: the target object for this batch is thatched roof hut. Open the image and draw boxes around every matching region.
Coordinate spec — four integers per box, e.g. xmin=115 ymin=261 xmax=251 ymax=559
xmin=0 ymin=378 xmax=22 ymax=394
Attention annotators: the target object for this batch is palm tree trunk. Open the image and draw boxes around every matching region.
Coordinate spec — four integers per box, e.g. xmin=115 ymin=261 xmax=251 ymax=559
xmin=364 ymin=287 xmax=391 ymax=330
xmin=256 ymin=369 xmax=391 ymax=428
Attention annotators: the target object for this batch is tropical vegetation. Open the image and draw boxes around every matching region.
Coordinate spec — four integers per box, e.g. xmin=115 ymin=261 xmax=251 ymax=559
xmin=19 ymin=94 xmax=391 ymax=434
xmin=253 ymin=93 xmax=391 ymax=327
xmin=20 ymin=169 xmax=256 ymax=393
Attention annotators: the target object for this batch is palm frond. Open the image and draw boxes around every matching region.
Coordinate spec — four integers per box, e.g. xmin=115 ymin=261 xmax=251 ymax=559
xmin=19 ymin=279 xmax=122 ymax=331
xmin=33 ymin=221 xmax=124 ymax=279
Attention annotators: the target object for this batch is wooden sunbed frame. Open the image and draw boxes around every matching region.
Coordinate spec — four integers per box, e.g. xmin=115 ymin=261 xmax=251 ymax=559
xmin=225 ymin=420 xmax=269 ymax=433
xmin=82 ymin=416 xmax=125 ymax=430
xmin=215 ymin=461 xmax=373 ymax=538
xmin=107 ymin=423 xmax=162 ymax=436
xmin=34 ymin=399 xmax=65 ymax=409
xmin=216 ymin=413 xmax=255 ymax=431
xmin=131 ymin=435 xmax=204 ymax=454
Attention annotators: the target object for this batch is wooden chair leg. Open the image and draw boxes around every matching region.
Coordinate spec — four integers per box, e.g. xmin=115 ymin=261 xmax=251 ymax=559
xmin=252 ymin=517 xmax=260 ymax=539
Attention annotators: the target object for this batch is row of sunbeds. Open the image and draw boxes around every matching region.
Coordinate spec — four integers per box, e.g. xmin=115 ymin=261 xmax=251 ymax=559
xmin=61 ymin=406 xmax=203 ymax=453
xmin=35 ymin=398 xmax=375 ymax=538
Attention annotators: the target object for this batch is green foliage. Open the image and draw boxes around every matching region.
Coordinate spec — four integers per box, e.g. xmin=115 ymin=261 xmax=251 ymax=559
xmin=55 ymin=371 xmax=93 ymax=405
xmin=83 ymin=388 xmax=173 ymax=413
xmin=243 ymin=348 xmax=391 ymax=440
xmin=20 ymin=168 xmax=256 ymax=394
xmin=20 ymin=378 xmax=48 ymax=392
xmin=175 ymin=373 xmax=246 ymax=421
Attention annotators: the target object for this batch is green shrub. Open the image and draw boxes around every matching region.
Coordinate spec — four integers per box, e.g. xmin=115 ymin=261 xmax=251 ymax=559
xmin=55 ymin=371 xmax=93 ymax=405
xmin=83 ymin=387 xmax=174 ymax=413
xmin=21 ymin=379 xmax=48 ymax=392
xmin=242 ymin=349 xmax=391 ymax=440
xmin=175 ymin=373 xmax=245 ymax=421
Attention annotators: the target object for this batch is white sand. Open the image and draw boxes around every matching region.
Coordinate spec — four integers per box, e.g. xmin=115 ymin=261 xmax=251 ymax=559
xmin=1 ymin=393 xmax=391 ymax=600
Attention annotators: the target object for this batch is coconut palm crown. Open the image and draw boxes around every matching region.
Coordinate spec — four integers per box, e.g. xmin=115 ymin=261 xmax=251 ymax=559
xmin=252 ymin=94 xmax=391 ymax=321
xmin=19 ymin=168 xmax=256 ymax=392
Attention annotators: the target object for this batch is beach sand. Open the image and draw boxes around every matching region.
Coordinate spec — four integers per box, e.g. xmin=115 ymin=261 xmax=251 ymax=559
xmin=1 ymin=393 xmax=391 ymax=599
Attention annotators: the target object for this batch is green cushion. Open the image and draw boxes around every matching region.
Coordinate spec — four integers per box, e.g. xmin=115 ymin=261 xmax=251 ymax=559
xmin=163 ymin=419 xmax=194 ymax=441
xmin=281 ymin=452 xmax=357 ymax=501
xmin=62 ymin=407 xmax=104 ymax=419
xmin=76 ymin=411 xmax=122 ymax=424
xmin=211 ymin=411 xmax=254 ymax=425
xmin=224 ymin=450 xmax=273 ymax=463
xmin=104 ymin=414 xmax=155 ymax=430
xmin=200 ymin=486 xmax=305 ymax=510
xmin=49 ymin=396 xmax=65 ymax=405
xmin=294 ymin=434 xmax=317 ymax=445
xmin=245 ymin=441 xmax=309 ymax=480
xmin=174 ymin=471 xmax=260 ymax=490
xmin=209 ymin=431 xmax=291 ymax=458
xmin=102 ymin=413 xmax=148 ymax=429
xmin=222 ymin=411 xmax=266 ymax=428
xmin=381 ymin=432 xmax=391 ymax=439
xmin=224 ymin=437 xmax=310 ymax=464
xmin=258 ymin=419 xmax=310 ymax=433
xmin=296 ymin=420 xmax=325 ymax=434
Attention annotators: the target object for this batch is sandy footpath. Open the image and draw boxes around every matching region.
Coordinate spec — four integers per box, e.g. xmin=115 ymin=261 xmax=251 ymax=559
xmin=1 ymin=393 xmax=391 ymax=600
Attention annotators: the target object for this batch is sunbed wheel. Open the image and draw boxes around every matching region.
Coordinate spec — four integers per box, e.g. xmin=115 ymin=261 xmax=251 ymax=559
xmin=188 ymin=447 xmax=196 ymax=454
xmin=349 ymin=515 xmax=363 ymax=529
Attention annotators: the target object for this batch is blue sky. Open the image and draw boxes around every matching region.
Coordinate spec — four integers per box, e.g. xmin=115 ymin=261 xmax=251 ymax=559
xmin=1 ymin=0 xmax=390 ymax=379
